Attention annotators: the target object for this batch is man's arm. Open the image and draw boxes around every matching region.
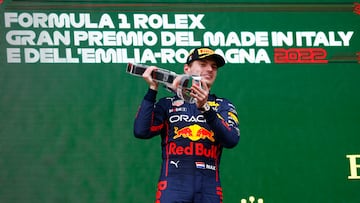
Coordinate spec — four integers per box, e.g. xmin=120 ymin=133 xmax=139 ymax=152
xmin=133 ymin=89 xmax=165 ymax=139
xmin=190 ymin=80 xmax=240 ymax=148
xmin=133 ymin=66 xmax=164 ymax=139
xmin=203 ymin=101 xmax=240 ymax=148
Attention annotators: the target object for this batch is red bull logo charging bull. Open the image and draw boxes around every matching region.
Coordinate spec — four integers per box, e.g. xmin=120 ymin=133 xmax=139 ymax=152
xmin=173 ymin=124 xmax=215 ymax=142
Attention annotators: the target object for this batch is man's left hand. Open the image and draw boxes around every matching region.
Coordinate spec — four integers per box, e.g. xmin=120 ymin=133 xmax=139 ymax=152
xmin=190 ymin=80 xmax=209 ymax=109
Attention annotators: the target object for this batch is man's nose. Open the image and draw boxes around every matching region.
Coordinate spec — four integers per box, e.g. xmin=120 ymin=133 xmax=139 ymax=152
xmin=206 ymin=64 xmax=215 ymax=72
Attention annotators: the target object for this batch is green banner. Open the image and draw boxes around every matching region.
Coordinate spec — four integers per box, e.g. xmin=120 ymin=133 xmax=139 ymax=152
xmin=1 ymin=1 xmax=359 ymax=202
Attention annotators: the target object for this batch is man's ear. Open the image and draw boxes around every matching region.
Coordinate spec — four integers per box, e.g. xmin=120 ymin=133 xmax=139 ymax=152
xmin=184 ymin=64 xmax=190 ymax=74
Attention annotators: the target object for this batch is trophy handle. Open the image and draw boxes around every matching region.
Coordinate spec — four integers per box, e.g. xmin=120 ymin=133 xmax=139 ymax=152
xmin=126 ymin=63 xmax=177 ymax=84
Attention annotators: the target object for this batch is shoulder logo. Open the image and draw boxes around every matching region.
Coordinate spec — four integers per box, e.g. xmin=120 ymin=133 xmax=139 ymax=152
xmin=172 ymin=99 xmax=184 ymax=107
xmin=208 ymin=101 xmax=219 ymax=107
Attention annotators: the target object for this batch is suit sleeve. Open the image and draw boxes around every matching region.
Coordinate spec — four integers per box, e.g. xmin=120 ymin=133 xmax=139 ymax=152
xmin=133 ymin=89 xmax=166 ymax=139
xmin=203 ymin=100 xmax=240 ymax=148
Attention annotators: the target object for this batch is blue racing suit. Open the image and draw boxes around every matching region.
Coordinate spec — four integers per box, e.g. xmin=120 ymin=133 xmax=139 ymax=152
xmin=134 ymin=89 xmax=240 ymax=203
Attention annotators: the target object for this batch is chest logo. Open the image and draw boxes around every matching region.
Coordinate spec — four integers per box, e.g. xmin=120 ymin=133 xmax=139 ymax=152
xmin=173 ymin=124 xmax=215 ymax=142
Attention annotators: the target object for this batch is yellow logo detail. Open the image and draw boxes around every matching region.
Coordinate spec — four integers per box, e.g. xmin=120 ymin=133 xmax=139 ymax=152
xmin=228 ymin=112 xmax=239 ymax=124
xmin=208 ymin=101 xmax=219 ymax=107
xmin=198 ymin=48 xmax=215 ymax=55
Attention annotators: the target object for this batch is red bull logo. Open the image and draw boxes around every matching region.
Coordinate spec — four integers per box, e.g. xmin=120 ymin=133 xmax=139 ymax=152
xmin=174 ymin=124 xmax=215 ymax=142
xmin=168 ymin=142 xmax=218 ymax=160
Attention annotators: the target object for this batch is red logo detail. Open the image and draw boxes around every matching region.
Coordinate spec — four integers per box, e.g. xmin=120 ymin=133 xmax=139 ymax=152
xmin=216 ymin=186 xmax=223 ymax=201
xmin=168 ymin=142 xmax=218 ymax=159
xmin=156 ymin=180 xmax=167 ymax=203
xmin=196 ymin=128 xmax=215 ymax=142
xmin=174 ymin=126 xmax=193 ymax=139
xmin=274 ymin=48 xmax=328 ymax=64
xmin=174 ymin=124 xmax=215 ymax=142
xmin=357 ymin=52 xmax=360 ymax=63
xmin=354 ymin=3 xmax=360 ymax=15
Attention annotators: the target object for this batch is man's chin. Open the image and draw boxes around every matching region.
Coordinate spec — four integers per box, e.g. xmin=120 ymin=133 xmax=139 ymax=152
xmin=204 ymin=80 xmax=214 ymax=87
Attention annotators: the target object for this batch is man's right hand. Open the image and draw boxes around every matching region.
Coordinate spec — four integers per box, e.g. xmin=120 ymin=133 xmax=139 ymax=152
xmin=142 ymin=66 xmax=159 ymax=91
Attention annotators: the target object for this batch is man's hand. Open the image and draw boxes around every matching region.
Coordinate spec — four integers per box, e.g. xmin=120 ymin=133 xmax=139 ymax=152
xmin=142 ymin=66 xmax=159 ymax=91
xmin=190 ymin=80 xmax=209 ymax=109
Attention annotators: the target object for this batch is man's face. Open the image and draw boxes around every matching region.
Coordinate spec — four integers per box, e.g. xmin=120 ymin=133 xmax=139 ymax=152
xmin=184 ymin=59 xmax=218 ymax=88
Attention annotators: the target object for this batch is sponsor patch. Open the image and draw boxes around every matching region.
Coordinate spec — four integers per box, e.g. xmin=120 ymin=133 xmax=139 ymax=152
xmin=169 ymin=107 xmax=187 ymax=113
xmin=195 ymin=162 xmax=216 ymax=170
xmin=172 ymin=99 xmax=184 ymax=107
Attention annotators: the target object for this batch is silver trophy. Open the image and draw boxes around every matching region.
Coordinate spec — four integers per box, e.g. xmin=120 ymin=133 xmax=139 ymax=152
xmin=126 ymin=63 xmax=201 ymax=103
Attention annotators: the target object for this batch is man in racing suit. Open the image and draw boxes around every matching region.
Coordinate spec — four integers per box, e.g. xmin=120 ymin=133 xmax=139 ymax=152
xmin=133 ymin=47 xmax=240 ymax=203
